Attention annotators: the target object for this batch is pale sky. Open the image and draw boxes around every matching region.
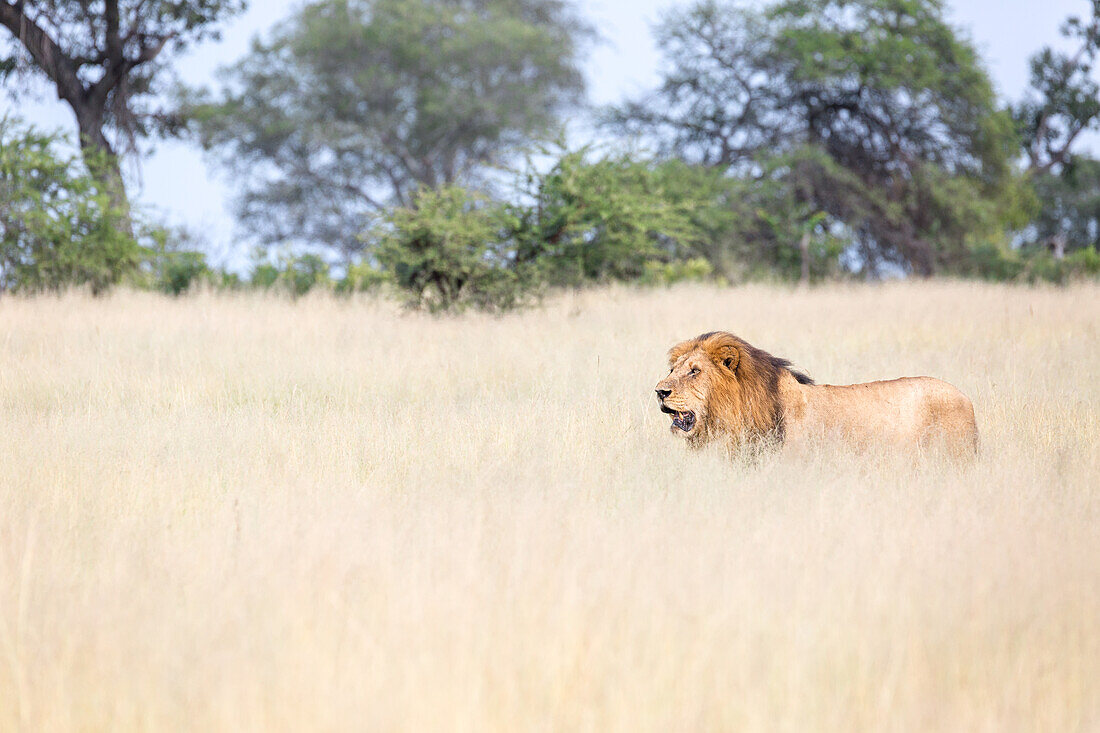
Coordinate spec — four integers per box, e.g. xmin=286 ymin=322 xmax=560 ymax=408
xmin=5 ymin=0 xmax=1097 ymax=266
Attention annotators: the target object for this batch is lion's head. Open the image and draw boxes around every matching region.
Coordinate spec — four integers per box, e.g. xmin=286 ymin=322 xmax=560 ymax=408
xmin=655 ymin=331 xmax=813 ymax=447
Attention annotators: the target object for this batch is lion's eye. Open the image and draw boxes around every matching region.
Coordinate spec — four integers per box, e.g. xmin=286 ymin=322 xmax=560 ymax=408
xmin=688 ymin=368 xmax=699 ymax=377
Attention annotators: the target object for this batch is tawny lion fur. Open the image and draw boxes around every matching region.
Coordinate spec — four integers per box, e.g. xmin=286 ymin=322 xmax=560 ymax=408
xmin=655 ymin=331 xmax=978 ymax=458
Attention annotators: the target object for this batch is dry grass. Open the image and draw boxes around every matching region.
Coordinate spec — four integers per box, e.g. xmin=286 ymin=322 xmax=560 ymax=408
xmin=0 ymin=281 xmax=1098 ymax=732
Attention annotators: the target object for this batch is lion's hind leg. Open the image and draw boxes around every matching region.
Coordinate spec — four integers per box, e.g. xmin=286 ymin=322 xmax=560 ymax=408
xmin=918 ymin=391 xmax=979 ymax=461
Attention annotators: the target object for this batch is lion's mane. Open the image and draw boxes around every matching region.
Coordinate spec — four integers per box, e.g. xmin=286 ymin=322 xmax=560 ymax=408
xmin=668 ymin=331 xmax=813 ymax=443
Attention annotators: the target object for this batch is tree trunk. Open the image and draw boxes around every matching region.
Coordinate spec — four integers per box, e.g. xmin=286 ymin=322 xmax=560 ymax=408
xmin=75 ymin=106 xmax=132 ymax=237
xmin=1048 ymin=232 xmax=1067 ymax=260
xmin=799 ymin=230 xmax=811 ymax=286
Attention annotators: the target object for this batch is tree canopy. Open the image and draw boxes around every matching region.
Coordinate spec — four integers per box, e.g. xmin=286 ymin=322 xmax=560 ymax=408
xmin=1013 ymin=0 xmax=1100 ymax=176
xmin=1012 ymin=1 xmax=1100 ymax=256
xmin=606 ymin=0 xmax=1021 ymax=276
xmin=189 ymin=0 xmax=592 ymax=255
xmin=0 ymin=0 xmax=245 ymax=226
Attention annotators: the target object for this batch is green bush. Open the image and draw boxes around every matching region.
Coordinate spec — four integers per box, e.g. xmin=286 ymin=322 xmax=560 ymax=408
xmin=281 ymin=253 xmax=331 ymax=296
xmin=639 ymin=257 xmax=714 ymax=286
xmin=143 ymin=226 xmax=214 ymax=295
xmin=210 ymin=269 xmax=245 ymax=290
xmin=0 ymin=117 xmax=140 ymax=294
xmin=159 ymin=250 xmax=210 ymax=295
xmin=1067 ymin=246 xmax=1100 ymax=274
xmin=371 ymin=186 xmax=533 ymax=312
xmin=960 ymin=242 xmax=1100 ymax=284
xmin=362 ymin=151 xmax=728 ymax=311
xmin=960 ymin=242 xmax=1026 ymax=282
xmin=246 ymin=250 xmax=332 ymax=295
xmin=250 ymin=261 xmax=281 ymax=289
xmin=1021 ymin=246 xmax=1100 ymax=284
xmin=512 ymin=148 xmax=705 ymax=287
xmin=335 ymin=261 xmax=390 ymax=294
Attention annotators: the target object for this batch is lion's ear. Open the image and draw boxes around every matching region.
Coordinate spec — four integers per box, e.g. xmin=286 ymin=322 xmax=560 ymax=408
xmin=714 ymin=344 xmax=739 ymax=372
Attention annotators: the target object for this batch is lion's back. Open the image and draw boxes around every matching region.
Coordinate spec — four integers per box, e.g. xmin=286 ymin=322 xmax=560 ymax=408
xmin=798 ymin=376 xmax=978 ymax=457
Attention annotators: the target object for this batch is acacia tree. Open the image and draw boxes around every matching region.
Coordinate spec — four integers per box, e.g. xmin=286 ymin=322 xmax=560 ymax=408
xmin=605 ymin=0 xmax=1019 ymax=277
xmin=1031 ymin=157 xmax=1100 ymax=254
xmin=1014 ymin=0 xmax=1100 ymax=176
xmin=1013 ymin=1 xmax=1100 ymax=256
xmin=603 ymin=4 xmax=791 ymax=168
xmin=0 ymin=0 xmax=245 ymax=228
xmin=189 ymin=0 xmax=592 ymax=255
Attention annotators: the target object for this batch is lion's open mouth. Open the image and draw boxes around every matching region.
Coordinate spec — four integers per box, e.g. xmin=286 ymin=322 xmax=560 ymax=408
xmin=661 ymin=404 xmax=696 ymax=432
xmin=672 ymin=411 xmax=696 ymax=432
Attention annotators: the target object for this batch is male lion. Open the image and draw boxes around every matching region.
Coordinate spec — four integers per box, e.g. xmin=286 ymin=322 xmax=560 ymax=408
xmin=655 ymin=331 xmax=978 ymax=457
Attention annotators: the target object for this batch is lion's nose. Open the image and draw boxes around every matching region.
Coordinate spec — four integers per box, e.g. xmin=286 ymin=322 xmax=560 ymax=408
xmin=656 ymin=388 xmax=671 ymax=400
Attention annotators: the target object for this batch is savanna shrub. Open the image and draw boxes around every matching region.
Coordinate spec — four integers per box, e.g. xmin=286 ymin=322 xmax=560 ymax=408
xmin=511 ymin=148 xmax=704 ymax=287
xmin=0 ymin=118 xmax=140 ymax=294
xmin=372 ymin=186 xmax=533 ymax=312
xmin=335 ymin=261 xmax=390 ymax=294
xmin=246 ymin=250 xmax=332 ymax=295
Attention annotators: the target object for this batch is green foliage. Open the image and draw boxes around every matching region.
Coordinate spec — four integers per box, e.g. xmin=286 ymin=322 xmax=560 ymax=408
xmin=335 ymin=262 xmax=391 ymax=294
xmin=0 ymin=0 xmax=248 ymax=85
xmin=144 ymin=226 xmax=215 ymax=295
xmin=642 ymin=161 xmax=740 ymax=273
xmin=1013 ymin=1 xmax=1100 ymax=173
xmin=282 ymin=253 xmax=332 ymax=297
xmin=769 ymin=0 xmax=1021 ymax=274
xmin=0 ymin=118 xmax=141 ymax=294
xmin=0 ymin=0 xmax=247 ymax=234
xmin=246 ymin=250 xmax=334 ymax=296
xmin=157 ymin=250 xmax=211 ymax=295
xmin=1025 ymin=156 xmax=1100 ymax=253
xmin=960 ymin=242 xmax=1027 ymax=282
xmin=736 ymin=149 xmax=850 ymax=281
xmin=960 ymin=242 xmax=1100 ymax=284
xmin=606 ymin=0 xmax=1022 ymax=277
xmin=213 ymin=269 xmax=244 ymax=290
xmin=371 ymin=186 xmax=530 ymax=312
xmin=1018 ymin=246 xmax=1100 ymax=283
xmin=188 ymin=0 xmax=591 ymax=254
xmin=638 ymin=257 xmax=714 ymax=286
xmin=1066 ymin=245 xmax=1100 ymax=274
xmin=512 ymin=148 xmax=709 ymax=286
xmin=360 ymin=148 xmax=728 ymax=311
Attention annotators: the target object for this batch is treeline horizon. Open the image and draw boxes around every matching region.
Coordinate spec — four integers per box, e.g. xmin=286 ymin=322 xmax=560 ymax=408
xmin=2 ymin=0 xmax=1100 ymax=308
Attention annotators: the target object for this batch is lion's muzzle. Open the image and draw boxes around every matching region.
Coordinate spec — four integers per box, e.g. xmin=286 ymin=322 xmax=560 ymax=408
xmin=659 ymin=400 xmax=697 ymax=433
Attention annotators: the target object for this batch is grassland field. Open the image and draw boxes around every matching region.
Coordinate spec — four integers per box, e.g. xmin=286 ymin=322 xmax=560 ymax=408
xmin=1 ymin=281 xmax=1098 ymax=731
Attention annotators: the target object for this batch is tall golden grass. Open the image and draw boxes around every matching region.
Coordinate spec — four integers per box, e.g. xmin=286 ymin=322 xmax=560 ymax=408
xmin=0 ymin=281 xmax=1097 ymax=731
